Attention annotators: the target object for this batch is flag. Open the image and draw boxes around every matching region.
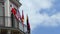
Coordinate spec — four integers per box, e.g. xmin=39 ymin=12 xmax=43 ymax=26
xmin=11 ymin=8 xmax=21 ymax=21
xmin=15 ymin=10 xmax=22 ymax=21
xmin=22 ymin=10 xmax=24 ymax=25
xmin=18 ymin=11 xmax=22 ymax=20
xmin=11 ymin=8 xmax=18 ymax=20
xmin=11 ymin=8 xmax=16 ymax=15
xmin=26 ymin=15 xmax=30 ymax=34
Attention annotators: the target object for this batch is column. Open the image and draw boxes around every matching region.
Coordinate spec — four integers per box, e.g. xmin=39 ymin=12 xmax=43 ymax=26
xmin=5 ymin=0 xmax=11 ymax=27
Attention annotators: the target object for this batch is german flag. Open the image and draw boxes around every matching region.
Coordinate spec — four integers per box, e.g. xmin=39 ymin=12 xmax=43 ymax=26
xmin=26 ymin=15 xmax=30 ymax=34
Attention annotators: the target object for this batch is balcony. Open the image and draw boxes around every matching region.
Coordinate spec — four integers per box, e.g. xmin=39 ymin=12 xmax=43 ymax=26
xmin=0 ymin=16 xmax=26 ymax=34
xmin=0 ymin=16 xmax=27 ymax=34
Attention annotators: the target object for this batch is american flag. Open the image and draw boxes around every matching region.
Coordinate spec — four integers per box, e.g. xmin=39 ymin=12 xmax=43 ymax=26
xmin=15 ymin=10 xmax=22 ymax=21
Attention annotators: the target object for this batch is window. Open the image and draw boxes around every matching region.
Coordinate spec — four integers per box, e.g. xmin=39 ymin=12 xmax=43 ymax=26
xmin=11 ymin=13 xmax=15 ymax=28
xmin=19 ymin=22 xmax=23 ymax=31
xmin=0 ymin=2 xmax=4 ymax=26
xmin=0 ymin=17 xmax=4 ymax=26
xmin=11 ymin=13 xmax=19 ymax=28
xmin=5 ymin=17 xmax=11 ymax=27
xmin=11 ymin=8 xmax=19 ymax=28
xmin=0 ymin=2 xmax=4 ymax=16
xmin=14 ymin=17 xmax=18 ymax=28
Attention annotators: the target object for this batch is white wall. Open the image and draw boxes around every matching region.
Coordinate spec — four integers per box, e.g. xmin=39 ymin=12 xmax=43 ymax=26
xmin=5 ymin=0 xmax=11 ymax=27
xmin=5 ymin=0 xmax=18 ymax=27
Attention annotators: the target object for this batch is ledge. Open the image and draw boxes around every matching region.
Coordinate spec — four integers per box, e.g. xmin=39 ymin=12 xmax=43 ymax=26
xmin=10 ymin=0 xmax=22 ymax=7
xmin=0 ymin=26 xmax=24 ymax=34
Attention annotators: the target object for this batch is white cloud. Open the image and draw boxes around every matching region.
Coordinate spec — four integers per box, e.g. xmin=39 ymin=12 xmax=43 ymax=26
xmin=19 ymin=0 xmax=60 ymax=31
xmin=32 ymin=0 xmax=53 ymax=9
xmin=30 ymin=13 xmax=60 ymax=30
xmin=41 ymin=13 xmax=60 ymax=27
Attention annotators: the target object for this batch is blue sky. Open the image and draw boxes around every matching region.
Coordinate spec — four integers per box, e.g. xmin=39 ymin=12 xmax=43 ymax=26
xmin=19 ymin=0 xmax=60 ymax=34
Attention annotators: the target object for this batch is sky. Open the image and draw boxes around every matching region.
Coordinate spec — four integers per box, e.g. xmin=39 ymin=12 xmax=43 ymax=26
xmin=19 ymin=0 xmax=60 ymax=34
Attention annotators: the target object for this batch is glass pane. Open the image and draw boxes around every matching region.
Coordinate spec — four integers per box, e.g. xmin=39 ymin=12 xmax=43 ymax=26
xmin=8 ymin=17 xmax=11 ymax=27
xmin=0 ymin=3 xmax=3 ymax=16
xmin=24 ymin=25 xmax=27 ymax=33
xmin=5 ymin=17 xmax=8 ymax=27
xmin=11 ymin=14 xmax=15 ymax=28
xmin=11 ymin=13 xmax=19 ymax=28
xmin=14 ymin=16 xmax=19 ymax=28
xmin=5 ymin=17 xmax=11 ymax=27
xmin=19 ymin=22 xmax=23 ymax=31
xmin=14 ymin=18 xmax=18 ymax=28
xmin=0 ymin=17 xmax=4 ymax=26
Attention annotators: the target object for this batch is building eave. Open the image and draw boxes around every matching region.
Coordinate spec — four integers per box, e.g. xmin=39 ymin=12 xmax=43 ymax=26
xmin=10 ymin=0 xmax=22 ymax=8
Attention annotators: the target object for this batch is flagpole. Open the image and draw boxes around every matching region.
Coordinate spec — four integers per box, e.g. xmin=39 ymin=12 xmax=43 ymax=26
xmin=23 ymin=24 xmax=24 ymax=34
xmin=21 ymin=10 xmax=24 ymax=34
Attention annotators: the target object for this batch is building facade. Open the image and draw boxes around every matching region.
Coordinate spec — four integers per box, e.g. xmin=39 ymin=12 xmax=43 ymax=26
xmin=0 ymin=0 xmax=27 ymax=34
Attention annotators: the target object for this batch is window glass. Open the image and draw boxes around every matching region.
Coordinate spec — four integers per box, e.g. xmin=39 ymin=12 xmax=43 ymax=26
xmin=0 ymin=3 xmax=3 ymax=16
xmin=0 ymin=17 xmax=4 ymax=26
xmin=19 ymin=22 xmax=23 ymax=31
xmin=24 ymin=25 xmax=27 ymax=33
xmin=0 ymin=2 xmax=4 ymax=26
xmin=11 ymin=13 xmax=15 ymax=27
xmin=14 ymin=17 xmax=17 ymax=28
xmin=5 ymin=17 xmax=11 ymax=27
xmin=11 ymin=13 xmax=19 ymax=28
xmin=5 ymin=17 xmax=8 ymax=26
